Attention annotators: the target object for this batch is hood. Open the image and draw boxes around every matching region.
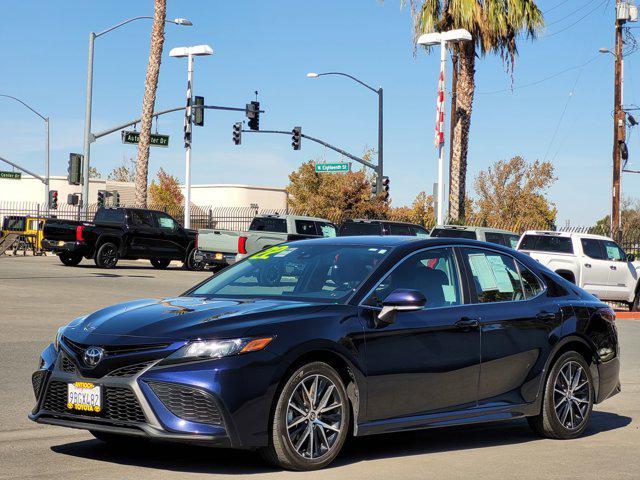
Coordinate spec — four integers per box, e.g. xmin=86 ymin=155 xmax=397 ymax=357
xmin=64 ymin=296 xmax=327 ymax=345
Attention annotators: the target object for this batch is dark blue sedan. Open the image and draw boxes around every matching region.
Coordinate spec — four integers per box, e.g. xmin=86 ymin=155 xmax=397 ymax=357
xmin=30 ymin=236 xmax=621 ymax=471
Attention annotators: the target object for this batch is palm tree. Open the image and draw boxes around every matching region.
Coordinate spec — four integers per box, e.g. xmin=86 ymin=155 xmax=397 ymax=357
xmin=134 ymin=0 xmax=167 ymax=207
xmin=408 ymin=0 xmax=544 ymax=221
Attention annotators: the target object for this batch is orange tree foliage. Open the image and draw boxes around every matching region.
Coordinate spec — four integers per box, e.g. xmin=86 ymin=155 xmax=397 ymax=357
xmin=148 ymin=168 xmax=184 ymax=211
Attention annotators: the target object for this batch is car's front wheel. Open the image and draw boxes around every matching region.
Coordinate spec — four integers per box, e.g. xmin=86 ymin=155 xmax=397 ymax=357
xmin=261 ymin=362 xmax=350 ymax=471
xmin=528 ymin=351 xmax=594 ymax=439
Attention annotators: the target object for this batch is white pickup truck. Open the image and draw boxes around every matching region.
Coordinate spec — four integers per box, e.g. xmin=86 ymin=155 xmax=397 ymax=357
xmin=517 ymin=230 xmax=640 ymax=309
xmin=195 ymin=214 xmax=337 ymax=269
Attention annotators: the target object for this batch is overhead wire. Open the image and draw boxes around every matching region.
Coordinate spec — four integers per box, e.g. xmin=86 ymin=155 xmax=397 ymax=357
xmin=545 ymin=0 xmax=599 ymax=27
xmin=545 ymin=0 xmax=609 ymax=38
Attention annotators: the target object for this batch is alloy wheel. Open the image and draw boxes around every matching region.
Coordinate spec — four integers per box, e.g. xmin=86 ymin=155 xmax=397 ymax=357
xmin=286 ymin=374 xmax=344 ymax=460
xmin=553 ymin=360 xmax=591 ymax=430
xmin=101 ymin=245 xmax=117 ymax=268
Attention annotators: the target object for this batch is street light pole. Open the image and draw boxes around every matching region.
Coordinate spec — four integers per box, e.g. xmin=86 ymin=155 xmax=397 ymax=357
xmin=0 ymin=94 xmax=50 ymax=207
xmin=80 ymin=16 xmax=192 ymax=215
xmin=306 ymin=72 xmax=383 ymax=192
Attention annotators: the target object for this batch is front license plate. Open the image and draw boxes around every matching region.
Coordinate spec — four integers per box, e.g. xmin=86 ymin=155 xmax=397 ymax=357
xmin=67 ymin=382 xmax=102 ymax=413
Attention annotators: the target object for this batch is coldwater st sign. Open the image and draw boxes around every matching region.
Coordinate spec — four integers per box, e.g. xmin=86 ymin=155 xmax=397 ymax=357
xmin=0 ymin=171 xmax=21 ymax=180
xmin=315 ymin=162 xmax=351 ymax=173
xmin=121 ymin=130 xmax=170 ymax=148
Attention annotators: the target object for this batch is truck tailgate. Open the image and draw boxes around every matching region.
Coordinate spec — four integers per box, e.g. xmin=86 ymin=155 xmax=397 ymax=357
xmin=43 ymin=219 xmax=88 ymax=242
xmin=198 ymin=229 xmax=241 ymax=254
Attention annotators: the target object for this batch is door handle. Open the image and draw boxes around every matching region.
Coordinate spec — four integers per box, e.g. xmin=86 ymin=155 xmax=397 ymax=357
xmin=610 ymin=265 xmax=617 ymax=270
xmin=537 ymin=311 xmax=556 ymax=321
xmin=584 ymin=263 xmax=592 ymax=268
xmin=455 ymin=317 xmax=479 ymax=329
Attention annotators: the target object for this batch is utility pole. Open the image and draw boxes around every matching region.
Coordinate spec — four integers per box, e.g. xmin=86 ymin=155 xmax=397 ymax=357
xmin=448 ymin=49 xmax=459 ymax=220
xmin=612 ymin=2 xmax=625 ymax=242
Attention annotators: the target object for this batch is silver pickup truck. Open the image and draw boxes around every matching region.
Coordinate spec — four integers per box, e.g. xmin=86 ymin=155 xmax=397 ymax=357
xmin=195 ymin=214 xmax=337 ymax=269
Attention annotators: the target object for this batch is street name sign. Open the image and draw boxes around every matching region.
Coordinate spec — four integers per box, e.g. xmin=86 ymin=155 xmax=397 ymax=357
xmin=0 ymin=171 xmax=21 ymax=180
xmin=315 ymin=162 xmax=351 ymax=173
xmin=121 ymin=130 xmax=170 ymax=148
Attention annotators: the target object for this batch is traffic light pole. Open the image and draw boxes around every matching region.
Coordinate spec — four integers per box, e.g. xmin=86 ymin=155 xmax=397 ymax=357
xmin=0 ymin=155 xmax=46 ymax=182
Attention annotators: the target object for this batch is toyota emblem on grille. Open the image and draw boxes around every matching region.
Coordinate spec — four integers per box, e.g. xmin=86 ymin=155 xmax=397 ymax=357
xmin=83 ymin=346 xmax=104 ymax=367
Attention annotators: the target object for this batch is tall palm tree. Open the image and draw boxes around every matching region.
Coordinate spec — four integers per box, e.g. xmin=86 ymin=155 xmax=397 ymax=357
xmin=408 ymin=0 xmax=544 ymax=221
xmin=134 ymin=0 xmax=167 ymax=207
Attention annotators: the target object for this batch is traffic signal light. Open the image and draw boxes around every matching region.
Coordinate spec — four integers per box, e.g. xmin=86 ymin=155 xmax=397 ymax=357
xmin=233 ymin=122 xmax=242 ymax=145
xmin=49 ymin=190 xmax=58 ymax=209
xmin=112 ymin=190 xmax=120 ymax=207
xmin=97 ymin=190 xmax=106 ymax=208
xmin=193 ymin=96 xmax=205 ymax=126
xmin=382 ymin=176 xmax=390 ymax=200
xmin=292 ymin=127 xmax=302 ymax=150
xmin=67 ymin=194 xmax=79 ymax=206
xmin=371 ymin=181 xmax=378 ymax=196
xmin=68 ymin=153 xmax=83 ymax=185
xmin=246 ymin=101 xmax=260 ymax=131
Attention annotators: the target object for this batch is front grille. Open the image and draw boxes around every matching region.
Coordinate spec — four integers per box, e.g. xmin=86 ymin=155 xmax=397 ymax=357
xmin=31 ymin=370 xmax=47 ymax=400
xmin=62 ymin=336 xmax=170 ymax=356
xmin=148 ymin=381 xmax=222 ymax=426
xmin=42 ymin=381 xmax=146 ymax=424
xmin=106 ymin=361 xmax=155 ymax=378
xmin=60 ymin=354 xmax=77 ymax=374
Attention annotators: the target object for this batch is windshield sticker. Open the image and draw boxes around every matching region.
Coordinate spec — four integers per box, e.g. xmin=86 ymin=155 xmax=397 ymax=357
xmin=251 ymin=245 xmax=292 ymax=260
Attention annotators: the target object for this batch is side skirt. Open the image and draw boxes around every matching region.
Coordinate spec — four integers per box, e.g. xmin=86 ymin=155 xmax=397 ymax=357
xmin=356 ymin=402 xmax=539 ymax=437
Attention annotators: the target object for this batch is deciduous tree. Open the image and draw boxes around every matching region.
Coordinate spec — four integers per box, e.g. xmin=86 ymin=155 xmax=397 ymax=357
xmin=107 ymin=159 xmax=136 ymax=182
xmin=149 ymin=168 xmax=183 ymax=211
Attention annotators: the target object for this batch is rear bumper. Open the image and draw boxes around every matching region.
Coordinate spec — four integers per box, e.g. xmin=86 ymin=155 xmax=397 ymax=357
xmin=194 ymin=249 xmax=236 ymax=267
xmin=42 ymin=239 xmax=90 ymax=256
xmin=596 ymin=357 xmax=621 ymax=403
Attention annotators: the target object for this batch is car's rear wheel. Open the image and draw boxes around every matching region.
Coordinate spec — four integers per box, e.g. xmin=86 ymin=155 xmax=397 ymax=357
xmin=261 ymin=362 xmax=349 ymax=471
xmin=59 ymin=252 xmax=82 ymax=266
xmin=528 ymin=351 xmax=594 ymax=439
xmin=94 ymin=242 xmax=119 ymax=269
xmin=150 ymin=258 xmax=171 ymax=269
xmin=184 ymin=249 xmax=205 ymax=271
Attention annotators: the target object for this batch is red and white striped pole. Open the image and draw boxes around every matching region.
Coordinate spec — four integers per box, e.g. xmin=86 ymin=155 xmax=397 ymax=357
xmin=435 ymin=39 xmax=447 ymax=226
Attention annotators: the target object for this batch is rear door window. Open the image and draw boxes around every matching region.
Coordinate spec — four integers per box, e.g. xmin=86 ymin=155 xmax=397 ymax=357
xmin=249 ymin=217 xmax=287 ymax=233
xmin=431 ymin=228 xmax=477 ymax=240
xmin=581 ymin=239 xmax=605 ymax=259
xmin=338 ymin=222 xmax=382 ymax=236
xmin=387 ymin=223 xmax=413 ymax=236
xmin=130 ymin=210 xmax=155 ymax=228
xmin=519 ymin=235 xmax=574 ymax=254
xmin=94 ymin=208 xmax=125 ymax=224
xmin=484 ymin=232 xmax=506 ymax=246
xmin=295 ymin=220 xmax=318 ymax=236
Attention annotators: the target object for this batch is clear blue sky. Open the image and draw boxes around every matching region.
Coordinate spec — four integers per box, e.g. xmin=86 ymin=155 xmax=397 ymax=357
xmin=0 ymin=0 xmax=636 ymax=226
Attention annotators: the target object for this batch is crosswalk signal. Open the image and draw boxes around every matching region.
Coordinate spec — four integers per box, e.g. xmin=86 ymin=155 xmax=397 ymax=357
xmin=292 ymin=127 xmax=302 ymax=150
xmin=246 ymin=101 xmax=260 ymax=131
xmin=193 ymin=96 xmax=205 ymax=126
xmin=67 ymin=194 xmax=79 ymax=206
xmin=49 ymin=190 xmax=58 ymax=210
xmin=97 ymin=190 xmax=106 ymax=208
xmin=382 ymin=176 xmax=390 ymax=201
xmin=67 ymin=153 xmax=83 ymax=185
xmin=233 ymin=122 xmax=242 ymax=145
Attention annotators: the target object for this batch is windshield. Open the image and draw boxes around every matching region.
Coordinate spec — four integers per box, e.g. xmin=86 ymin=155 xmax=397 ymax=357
xmin=191 ymin=243 xmax=392 ymax=302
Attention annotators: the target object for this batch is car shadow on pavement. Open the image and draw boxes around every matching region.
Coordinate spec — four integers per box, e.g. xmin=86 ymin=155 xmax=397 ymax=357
xmin=50 ymin=411 xmax=631 ymax=474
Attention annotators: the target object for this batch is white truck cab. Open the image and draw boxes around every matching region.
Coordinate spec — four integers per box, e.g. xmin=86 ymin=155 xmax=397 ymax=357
xmin=517 ymin=230 xmax=640 ymax=309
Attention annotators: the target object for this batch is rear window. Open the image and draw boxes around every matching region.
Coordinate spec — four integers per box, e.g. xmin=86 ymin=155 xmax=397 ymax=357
xmin=94 ymin=208 xmax=125 ymax=224
xmin=519 ymin=235 xmax=574 ymax=254
xmin=338 ymin=222 xmax=382 ymax=236
xmin=431 ymin=228 xmax=477 ymax=240
xmin=249 ymin=217 xmax=287 ymax=233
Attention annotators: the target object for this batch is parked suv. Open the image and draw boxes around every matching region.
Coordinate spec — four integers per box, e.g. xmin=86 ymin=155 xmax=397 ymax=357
xmin=517 ymin=230 xmax=640 ymax=309
xmin=42 ymin=207 xmax=199 ymax=269
xmin=338 ymin=219 xmax=430 ymax=237
xmin=430 ymin=225 xmax=520 ymax=248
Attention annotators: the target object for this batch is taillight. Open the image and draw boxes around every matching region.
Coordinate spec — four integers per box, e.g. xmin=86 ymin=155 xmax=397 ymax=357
xmin=75 ymin=225 xmax=85 ymax=242
xmin=238 ymin=236 xmax=248 ymax=255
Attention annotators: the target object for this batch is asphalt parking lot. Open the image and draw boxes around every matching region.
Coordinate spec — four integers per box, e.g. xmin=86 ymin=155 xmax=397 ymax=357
xmin=1 ymin=255 xmax=638 ymax=480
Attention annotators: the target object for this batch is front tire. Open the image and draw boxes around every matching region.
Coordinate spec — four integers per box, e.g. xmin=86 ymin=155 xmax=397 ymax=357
xmin=94 ymin=242 xmax=119 ymax=269
xmin=59 ymin=253 xmax=82 ymax=266
xmin=260 ymin=362 xmax=349 ymax=471
xmin=528 ymin=351 xmax=594 ymax=439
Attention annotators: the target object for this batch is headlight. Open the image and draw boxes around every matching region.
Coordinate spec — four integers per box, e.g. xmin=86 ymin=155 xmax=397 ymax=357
xmin=165 ymin=337 xmax=273 ymax=362
xmin=54 ymin=328 xmax=64 ymax=352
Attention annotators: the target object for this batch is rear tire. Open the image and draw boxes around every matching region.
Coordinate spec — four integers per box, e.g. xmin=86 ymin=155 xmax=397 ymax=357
xmin=59 ymin=253 xmax=82 ymax=266
xmin=629 ymin=290 xmax=640 ymax=311
xmin=527 ymin=351 xmax=594 ymax=439
xmin=94 ymin=242 xmax=119 ymax=269
xmin=184 ymin=249 xmax=205 ymax=271
xmin=150 ymin=258 xmax=171 ymax=269
xmin=260 ymin=362 xmax=349 ymax=471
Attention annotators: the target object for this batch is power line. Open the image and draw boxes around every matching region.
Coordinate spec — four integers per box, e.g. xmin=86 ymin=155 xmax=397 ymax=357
xmin=546 ymin=0 xmax=599 ymax=27
xmin=544 ymin=0 xmax=572 ymax=14
xmin=545 ymin=0 xmax=609 ymax=38
xmin=477 ymin=54 xmax=601 ymax=95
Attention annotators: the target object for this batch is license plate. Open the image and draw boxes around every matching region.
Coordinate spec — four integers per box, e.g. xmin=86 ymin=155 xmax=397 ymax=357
xmin=67 ymin=382 xmax=102 ymax=413
xmin=57 ymin=241 xmax=65 ymax=246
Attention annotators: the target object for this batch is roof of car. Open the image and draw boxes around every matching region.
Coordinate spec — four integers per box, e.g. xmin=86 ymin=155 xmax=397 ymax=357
xmin=520 ymin=230 xmax=613 ymax=241
xmin=432 ymin=225 xmax=519 ymax=235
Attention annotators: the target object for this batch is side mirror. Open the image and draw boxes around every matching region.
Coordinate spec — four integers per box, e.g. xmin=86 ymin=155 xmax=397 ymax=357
xmin=628 ymin=253 xmax=636 ymax=262
xmin=377 ymin=289 xmax=426 ymax=326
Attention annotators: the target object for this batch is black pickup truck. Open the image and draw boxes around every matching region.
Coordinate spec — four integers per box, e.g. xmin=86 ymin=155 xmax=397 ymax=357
xmin=42 ymin=207 xmax=200 ymax=269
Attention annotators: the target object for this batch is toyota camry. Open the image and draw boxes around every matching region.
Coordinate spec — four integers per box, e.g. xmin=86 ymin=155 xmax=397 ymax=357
xmin=30 ymin=236 xmax=621 ymax=470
